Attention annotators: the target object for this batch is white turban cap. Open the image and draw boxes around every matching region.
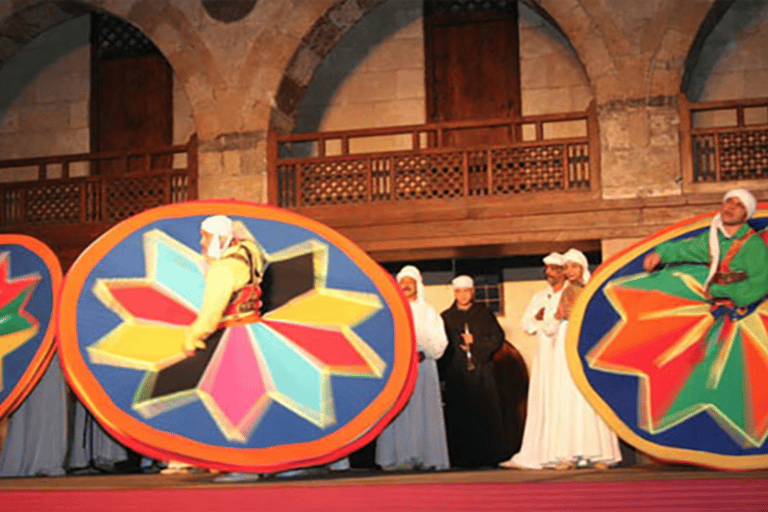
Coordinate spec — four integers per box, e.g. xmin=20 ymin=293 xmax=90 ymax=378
xmin=543 ymin=252 xmax=565 ymax=266
xmin=451 ymin=275 xmax=474 ymax=289
xmin=201 ymin=215 xmax=234 ymax=259
xmin=396 ymin=265 xmax=424 ymax=303
xmin=704 ymin=188 xmax=758 ymax=287
xmin=723 ymin=188 xmax=757 ymax=219
xmin=563 ymin=248 xmax=591 ymax=283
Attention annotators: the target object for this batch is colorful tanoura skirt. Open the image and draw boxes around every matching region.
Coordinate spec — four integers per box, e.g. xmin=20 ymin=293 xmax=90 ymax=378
xmin=568 ymin=206 xmax=768 ymax=470
xmin=58 ymin=200 xmax=416 ymax=473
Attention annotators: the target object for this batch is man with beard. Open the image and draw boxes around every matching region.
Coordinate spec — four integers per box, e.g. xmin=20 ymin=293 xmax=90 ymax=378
xmin=500 ymin=253 xmax=567 ymax=469
xmin=440 ymin=275 xmax=512 ymax=468
xmin=375 ymin=265 xmax=449 ymax=471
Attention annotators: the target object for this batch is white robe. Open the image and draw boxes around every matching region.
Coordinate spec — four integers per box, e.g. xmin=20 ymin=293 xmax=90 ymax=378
xmin=507 ymin=285 xmax=563 ymax=468
xmin=549 ymin=318 xmax=622 ymax=465
xmin=376 ymin=298 xmax=450 ymax=470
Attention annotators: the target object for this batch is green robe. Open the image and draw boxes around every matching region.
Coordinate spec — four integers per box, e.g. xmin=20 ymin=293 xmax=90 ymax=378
xmin=655 ymin=223 xmax=768 ymax=307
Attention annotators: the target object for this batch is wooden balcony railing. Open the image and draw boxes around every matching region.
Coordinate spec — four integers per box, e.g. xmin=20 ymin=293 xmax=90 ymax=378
xmin=268 ymin=103 xmax=599 ymax=209
xmin=680 ymin=95 xmax=768 ymax=188
xmin=0 ymin=135 xmax=198 ymax=229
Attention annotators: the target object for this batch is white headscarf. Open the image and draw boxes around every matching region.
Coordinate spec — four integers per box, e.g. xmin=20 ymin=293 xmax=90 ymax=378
xmin=724 ymin=188 xmax=757 ymax=218
xmin=543 ymin=252 xmax=565 ymax=266
xmin=563 ymin=248 xmax=591 ymax=284
xmin=396 ymin=265 xmax=425 ymax=304
xmin=201 ymin=215 xmax=234 ymax=260
xmin=705 ymin=188 xmax=757 ymax=287
xmin=396 ymin=265 xmax=448 ymax=358
xmin=451 ymin=275 xmax=474 ymax=289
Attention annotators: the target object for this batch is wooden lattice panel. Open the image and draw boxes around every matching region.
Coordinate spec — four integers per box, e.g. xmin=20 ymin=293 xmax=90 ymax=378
xmin=299 ymin=160 xmax=367 ymax=206
xmin=370 ymin=157 xmax=392 ymax=202
xmin=718 ymin=130 xmax=768 ymax=181
xmin=693 ymin=134 xmax=717 ymax=182
xmin=169 ymin=175 xmax=191 ymax=203
xmin=490 ymin=145 xmax=566 ymax=194
xmin=467 ymin=150 xmax=489 ymax=196
xmin=277 ymin=164 xmax=298 ymax=207
xmin=393 ymin=153 xmax=464 ymax=200
xmin=94 ymin=12 xmax=161 ymax=60
xmin=105 ymin=175 xmax=167 ymax=221
xmin=1 ymin=189 xmax=24 ymax=224
xmin=566 ymin=143 xmax=590 ymax=190
xmin=26 ymin=182 xmax=80 ymax=224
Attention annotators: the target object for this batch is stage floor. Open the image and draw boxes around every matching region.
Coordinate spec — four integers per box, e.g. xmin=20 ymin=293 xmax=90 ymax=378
xmin=1 ymin=463 xmax=768 ymax=489
xmin=2 ymin=465 xmax=768 ymax=511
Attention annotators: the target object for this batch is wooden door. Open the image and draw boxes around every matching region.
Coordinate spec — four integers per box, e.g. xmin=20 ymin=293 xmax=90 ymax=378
xmin=424 ymin=1 xmax=521 ymax=146
xmin=91 ymin=14 xmax=173 ymax=175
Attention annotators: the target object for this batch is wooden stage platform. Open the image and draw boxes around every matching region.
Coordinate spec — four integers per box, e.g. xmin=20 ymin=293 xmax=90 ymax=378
xmin=1 ymin=464 xmax=767 ymax=511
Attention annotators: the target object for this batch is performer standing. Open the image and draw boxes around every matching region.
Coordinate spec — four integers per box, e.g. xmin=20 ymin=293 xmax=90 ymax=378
xmin=440 ymin=275 xmax=511 ymax=468
xmin=500 ymin=253 xmax=566 ymax=469
xmin=643 ymin=188 xmax=768 ymax=308
xmin=549 ymin=248 xmax=621 ymax=470
xmin=376 ymin=265 xmax=449 ymax=471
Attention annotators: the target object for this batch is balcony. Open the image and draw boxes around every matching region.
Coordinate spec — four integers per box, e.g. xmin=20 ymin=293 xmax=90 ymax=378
xmin=680 ymin=95 xmax=768 ymax=192
xmin=268 ymin=106 xmax=602 ymax=260
xmin=0 ymin=135 xmax=198 ymax=268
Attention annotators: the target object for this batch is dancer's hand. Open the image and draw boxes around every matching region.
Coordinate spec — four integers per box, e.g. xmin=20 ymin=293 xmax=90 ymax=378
xmin=643 ymin=252 xmax=661 ymax=271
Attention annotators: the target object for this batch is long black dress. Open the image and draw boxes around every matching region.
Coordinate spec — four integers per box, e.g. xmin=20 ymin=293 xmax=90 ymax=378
xmin=439 ymin=302 xmax=512 ymax=468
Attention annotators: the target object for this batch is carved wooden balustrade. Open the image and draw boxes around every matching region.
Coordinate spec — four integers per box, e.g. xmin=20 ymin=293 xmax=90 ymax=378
xmin=267 ymin=106 xmax=601 ymax=260
xmin=0 ymin=135 xmax=198 ymax=267
xmin=0 ymin=135 xmax=197 ymax=227
xmin=680 ymin=95 xmax=768 ymax=190
xmin=268 ymin=104 xmax=600 ymax=210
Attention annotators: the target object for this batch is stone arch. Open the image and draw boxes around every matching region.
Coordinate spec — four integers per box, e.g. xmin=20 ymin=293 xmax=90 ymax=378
xmin=537 ymin=0 xmax=715 ymax=103
xmin=0 ymin=0 xmax=225 ymax=141
xmin=0 ymin=2 xmax=90 ymax=66
xmin=646 ymin=0 xmax=722 ymax=100
xmin=122 ymin=0 xmax=225 ymax=140
xmin=679 ymin=0 xmax=768 ymax=101
xmin=269 ymin=0 xmax=602 ymax=134
xmin=680 ymin=0 xmax=734 ymax=97
xmin=268 ymin=0 xmax=387 ymax=134
xmin=528 ymin=0 xmax=616 ymax=104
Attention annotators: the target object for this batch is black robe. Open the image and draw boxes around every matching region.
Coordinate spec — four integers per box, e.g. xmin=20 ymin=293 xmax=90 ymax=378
xmin=439 ymin=302 xmax=512 ymax=468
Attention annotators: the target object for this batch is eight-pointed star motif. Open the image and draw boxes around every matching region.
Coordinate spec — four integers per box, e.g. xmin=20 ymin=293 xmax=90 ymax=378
xmin=88 ymin=228 xmax=385 ymax=442
xmin=588 ymin=269 xmax=768 ymax=448
xmin=0 ymin=253 xmax=41 ymax=391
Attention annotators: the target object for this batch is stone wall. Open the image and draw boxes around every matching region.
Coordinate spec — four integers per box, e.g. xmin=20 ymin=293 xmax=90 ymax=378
xmin=294 ymin=1 xmax=594 ymax=142
xmin=518 ymin=3 xmax=592 ymax=117
xmin=2 ymin=0 xmax=768 ymax=321
xmin=0 ymin=13 xmax=195 ymax=180
xmin=0 ymin=16 xmax=89 ymax=179
xmin=687 ymin=1 xmax=768 ymax=102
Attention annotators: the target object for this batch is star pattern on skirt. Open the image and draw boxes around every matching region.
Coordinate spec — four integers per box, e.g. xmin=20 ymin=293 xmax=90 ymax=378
xmin=587 ymin=270 xmax=768 ymax=448
xmin=0 ymin=253 xmax=40 ymax=391
xmin=88 ymin=228 xmax=385 ymax=442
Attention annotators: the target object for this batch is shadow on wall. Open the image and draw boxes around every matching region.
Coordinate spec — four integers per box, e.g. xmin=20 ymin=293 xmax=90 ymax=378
xmin=684 ymin=1 xmax=768 ymax=101
xmin=0 ymin=15 xmax=90 ymax=120
xmin=294 ymin=1 xmax=422 ymax=135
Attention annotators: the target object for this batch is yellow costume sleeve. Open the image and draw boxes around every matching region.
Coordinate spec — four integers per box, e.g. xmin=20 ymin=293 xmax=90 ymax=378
xmin=184 ymin=258 xmax=250 ymax=352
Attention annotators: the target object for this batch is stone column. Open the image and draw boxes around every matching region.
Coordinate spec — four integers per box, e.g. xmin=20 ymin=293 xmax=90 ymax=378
xmin=599 ymin=96 xmax=683 ymax=201
xmin=197 ymin=132 xmax=268 ymax=203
